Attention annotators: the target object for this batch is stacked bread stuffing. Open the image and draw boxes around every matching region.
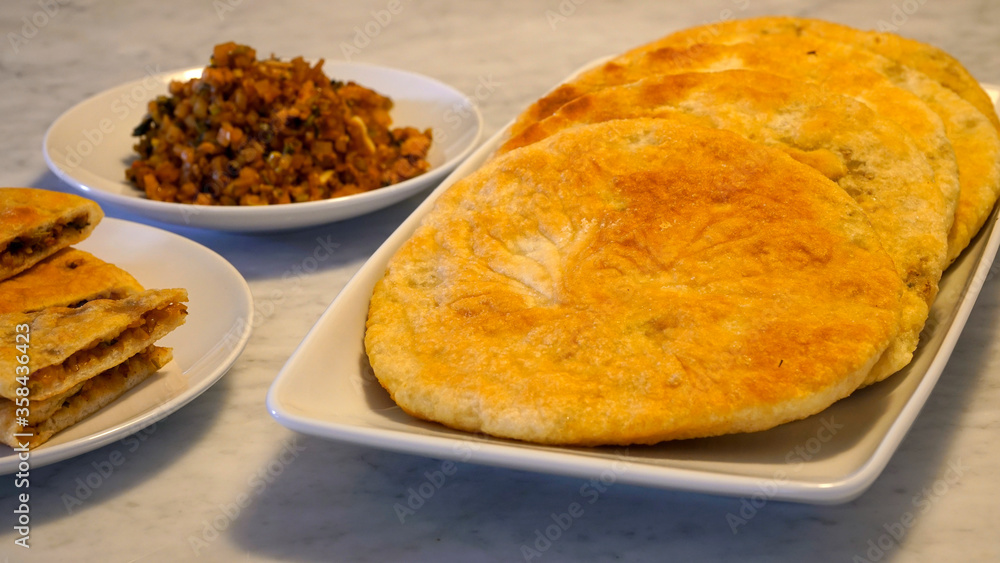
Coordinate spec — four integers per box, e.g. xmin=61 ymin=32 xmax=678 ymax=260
xmin=0 ymin=188 xmax=188 ymax=448
xmin=364 ymin=17 xmax=1000 ymax=446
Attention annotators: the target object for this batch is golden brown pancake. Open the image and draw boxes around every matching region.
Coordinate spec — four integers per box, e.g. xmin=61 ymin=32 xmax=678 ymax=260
xmin=501 ymin=70 xmax=948 ymax=384
xmin=509 ymin=39 xmax=962 ymax=243
xmin=627 ymin=16 xmax=1000 ymax=131
xmin=0 ymin=346 xmax=172 ymax=449
xmin=625 ymin=24 xmax=1000 ymax=263
xmin=0 ymin=248 xmax=144 ymax=314
xmin=0 ymin=188 xmax=103 ymax=281
xmin=0 ymin=288 xmax=188 ymax=401
xmin=366 ymin=118 xmax=904 ymax=446
xmin=516 ymin=35 xmax=1000 ymax=264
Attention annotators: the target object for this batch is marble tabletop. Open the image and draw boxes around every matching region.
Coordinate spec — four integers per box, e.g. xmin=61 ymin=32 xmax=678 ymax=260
xmin=1 ymin=0 xmax=999 ymax=561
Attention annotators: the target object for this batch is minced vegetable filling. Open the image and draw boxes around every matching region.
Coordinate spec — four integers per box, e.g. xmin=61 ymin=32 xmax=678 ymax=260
xmin=0 ymin=215 xmax=89 ymax=268
xmin=28 ymin=304 xmax=186 ymax=395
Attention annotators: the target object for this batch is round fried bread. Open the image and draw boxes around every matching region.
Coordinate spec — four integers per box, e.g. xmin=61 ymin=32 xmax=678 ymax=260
xmin=500 ymin=70 xmax=948 ymax=384
xmin=627 ymin=27 xmax=1000 ymax=263
xmin=508 ymin=39 xmax=963 ymax=256
xmin=366 ymin=118 xmax=904 ymax=446
xmin=626 ymin=16 xmax=1000 ymax=131
xmin=519 ymin=34 xmax=1000 ymax=264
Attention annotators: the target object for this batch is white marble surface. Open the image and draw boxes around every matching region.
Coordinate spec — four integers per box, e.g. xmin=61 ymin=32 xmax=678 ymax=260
xmin=1 ymin=1 xmax=999 ymax=561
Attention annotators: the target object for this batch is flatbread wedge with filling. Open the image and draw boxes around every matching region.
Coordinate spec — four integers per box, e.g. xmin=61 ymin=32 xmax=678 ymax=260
xmin=366 ymin=118 xmax=904 ymax=446
xmin=0 ymin=288 xmax=188 ymax=402
xmin=0 ymin=188 xmax=103 ymax=281
xmin=0 ymin=346 xmax=172 ymax=449
xmin=0 ymin=248 xmax=144 ymax=314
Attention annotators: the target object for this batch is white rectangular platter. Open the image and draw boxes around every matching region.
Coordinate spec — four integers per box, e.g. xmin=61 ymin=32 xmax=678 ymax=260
xmin=267 ymin=85 xmax=1000 ymax=504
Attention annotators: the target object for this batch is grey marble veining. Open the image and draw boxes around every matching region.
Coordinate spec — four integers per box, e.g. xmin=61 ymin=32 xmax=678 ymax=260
xmin=0 ymin=1 xmax=999 ymax=561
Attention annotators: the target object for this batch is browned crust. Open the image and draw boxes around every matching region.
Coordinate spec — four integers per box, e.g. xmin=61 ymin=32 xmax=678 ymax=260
xmin=0 ymin=188 xmax=103 ymax=281
xmin=0 ymin=248 xmax=144 ymax=314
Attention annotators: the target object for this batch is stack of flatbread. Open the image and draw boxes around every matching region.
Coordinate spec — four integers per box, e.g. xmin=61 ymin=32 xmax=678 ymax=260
xmin=365 ymin=17 xmax=1000 ymax=446
xmin=0 ymin=188 xmax=189 ymax=448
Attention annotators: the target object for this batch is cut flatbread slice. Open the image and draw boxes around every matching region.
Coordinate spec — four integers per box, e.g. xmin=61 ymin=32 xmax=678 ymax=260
xmin=0 ymin=346 xmax=172 ymax=449
xmin=0 ymin=188 xmax=103 ymax=282
xmin=625 ymin=16 xmax=1000 ymax=131
xmin=500 ymin=70 xmax=947 ymax=384
xmin=0 ymin=288 xmax=187 ymax=401
xmin=366 ymin=118 xmax=904 ymax=445
xmin=0 ymin=248 xmax=144 ymax=314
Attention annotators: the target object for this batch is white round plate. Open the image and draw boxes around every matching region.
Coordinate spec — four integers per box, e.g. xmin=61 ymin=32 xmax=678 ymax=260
xmin=43 ymin=63 xmax=483 ymax=231
xmin=0 ymin=217 xmax=254 ymax=473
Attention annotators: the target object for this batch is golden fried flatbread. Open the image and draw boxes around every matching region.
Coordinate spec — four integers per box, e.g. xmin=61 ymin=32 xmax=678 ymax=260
xmin=627 ymin=26 xmax=1000 ymax=263
xmin=627 ymin=16 xmax=1000 ymax=131
xmin=0 ymin=188 xmax=103 ymax=281
xmin=0 ymin=248 xmax=144 ymax=314
xmin=0 ymin=288 xmax=187 ymax=401
xmin=366 ymin=118 xmax=904 ymax=445
xmin=509 ymin=39 xmax=963 ymax=248
xmin=0 ymin=346 xmax=172 ymax=449
xmin=522 ymin=35 xmax=1000 ymax=264
xmin=501 ymin=70 xmax=947 ymax=384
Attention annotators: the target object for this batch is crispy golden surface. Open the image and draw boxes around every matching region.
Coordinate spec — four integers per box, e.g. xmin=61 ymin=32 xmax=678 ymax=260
xmin=365 ymin=118 xmax=904 ymax=445
xmin=628 ymin=16 xmax=1000 ymax=131
xmin=0 ymin=346 xmax=172 ymax=449
xmin=0 ymin=188 xmax=102 ymax=281
xmin=0 ymin=248 xmax=144 ymax=314
xmin=509 ymin=39 xmax=963 ymax=247
xmin=619 ymin=28 xmax=1000 ymax=263
xmin=0 ymin=288 xmax=187 ymax=401
xmin=501 ymin=70 xmax=948 ymax=384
